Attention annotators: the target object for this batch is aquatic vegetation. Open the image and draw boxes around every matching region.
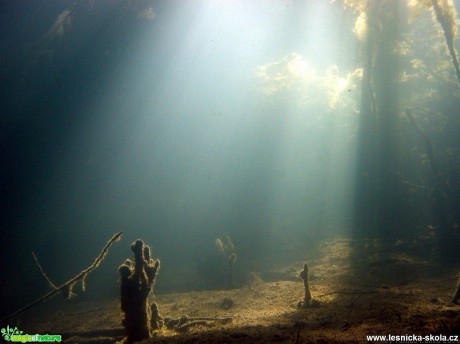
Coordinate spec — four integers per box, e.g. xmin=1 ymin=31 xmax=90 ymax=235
xmin=334 ymin=0 xmax=368 ymax=41
xmin=412 ymin=0 xmax=460 ymax=84
xmin=353 ymin=11 xmax=368 ymax=42
xmin=118 ymin=239 xmax=161 ymax=343
xmin=255 ymin=53 xmax=361 ymax=111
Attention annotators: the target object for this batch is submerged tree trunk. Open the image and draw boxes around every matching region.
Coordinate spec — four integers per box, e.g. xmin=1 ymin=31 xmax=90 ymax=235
xmin=354 ymin=0 xmax=402 ymax=239
xmin=431 ymin=0 xmax=460 ymax=84
xmin=353 ymin=0 xmax=460 ymax=261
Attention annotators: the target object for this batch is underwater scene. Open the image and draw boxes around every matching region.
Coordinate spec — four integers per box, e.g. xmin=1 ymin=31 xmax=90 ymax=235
xmin=1 ymin=0 xmax=460 ymax=343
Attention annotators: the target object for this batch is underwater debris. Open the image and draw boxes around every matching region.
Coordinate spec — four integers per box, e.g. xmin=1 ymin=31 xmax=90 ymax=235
xmin=164 ymin=315 xmax=189 ymax=331
xmin=220 ymin=297 xmax=234 ymax=310
xmin=247 ymin=272 xmax=264 ymax=290
xmin=452 ymin=273 xmax=460 ymax=304
xmin=0 ymin=232 xmax=122 ymax=325
xmin=433 ymin=318 xmax=460 ymax=335
xmin=119 ymin=239 xmax=160 ymax=343
xmin=150 ymin=301 xmax=164 ymax=331
xmin=164 ymin=315 xmax=232 ymax=333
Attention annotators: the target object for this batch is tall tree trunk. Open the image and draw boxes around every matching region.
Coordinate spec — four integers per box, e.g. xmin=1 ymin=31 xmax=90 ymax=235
xmin=354 ymin=0 xmax=402 ymax=238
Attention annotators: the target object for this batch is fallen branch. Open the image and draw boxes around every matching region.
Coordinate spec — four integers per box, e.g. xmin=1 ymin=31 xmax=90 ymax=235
xmin=316 ymin=289 xmax=380 ymax=298
xmin=175 ymin=320 xmax=211 ymax=333
xmin=0 ymin=232 xmax=122 ymax=324
xmin=164 ymin=315 xmax=232 ymax=333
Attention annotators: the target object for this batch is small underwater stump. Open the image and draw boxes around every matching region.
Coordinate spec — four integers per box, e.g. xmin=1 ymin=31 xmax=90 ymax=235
xmin=119 ymin=239 xmax=160 ymax=343
xmin=298 ymin=263 xmax=319 ymax=308
xmin=215 ymin=235 xmax=237 ymax=289
xmin=452 ymin=273 xmax=460 ymax=304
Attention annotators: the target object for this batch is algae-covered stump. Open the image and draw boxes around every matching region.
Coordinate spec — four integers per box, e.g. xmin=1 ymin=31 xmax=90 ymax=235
xmin=299 ymin=263 xmax=312 ymax=308
xmin=452 ymin=273 xmax=460 ymax=304
xmin=119 ymin=239 xmax=160 ymax=343
xmin=215 ymin=235 xmax=237 ymax=289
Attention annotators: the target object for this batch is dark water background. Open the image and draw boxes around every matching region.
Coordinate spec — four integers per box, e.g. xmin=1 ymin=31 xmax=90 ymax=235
xmin=1 ymin=0 xmax=460 ymax=320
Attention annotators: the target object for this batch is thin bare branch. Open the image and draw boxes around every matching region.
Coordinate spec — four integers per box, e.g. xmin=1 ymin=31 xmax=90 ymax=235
xmin=0 ymin=232 xmax=122 ymax=324
xmin=32 ymin=252 xmax=58 ymax=291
